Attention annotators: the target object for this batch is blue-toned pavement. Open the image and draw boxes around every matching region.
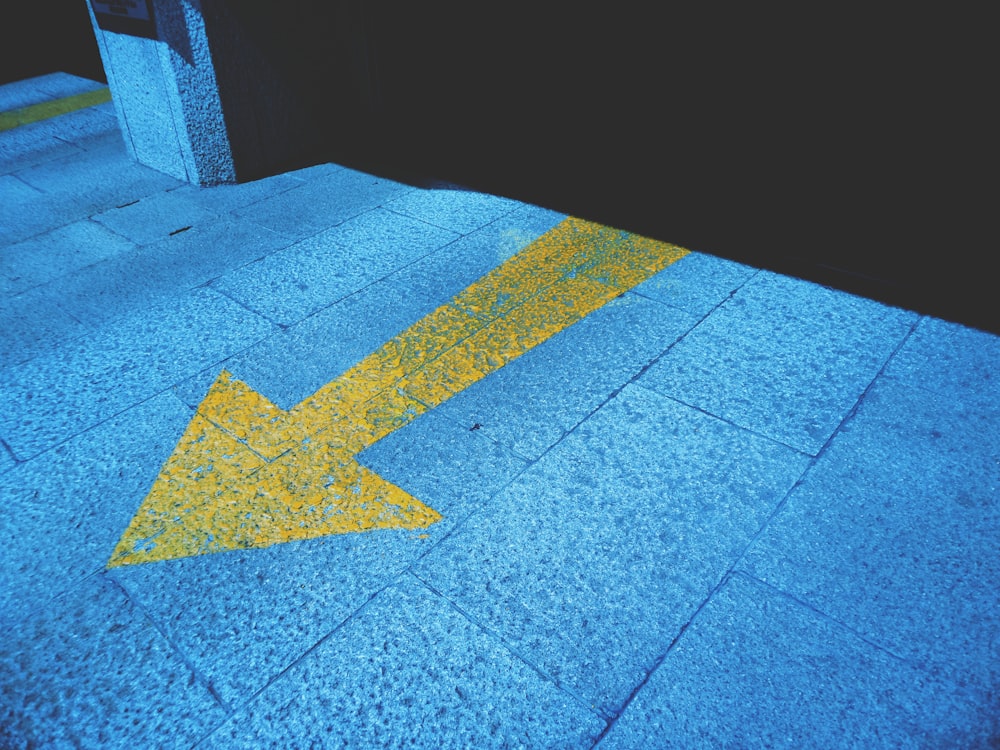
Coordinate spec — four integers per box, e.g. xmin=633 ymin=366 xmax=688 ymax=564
xmin=1 ymin=74 xmax=998 ymax=749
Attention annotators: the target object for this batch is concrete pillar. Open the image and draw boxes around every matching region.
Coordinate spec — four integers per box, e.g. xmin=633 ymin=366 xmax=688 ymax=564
xmin=85 ymin=1 xmax=369 ymax=186
xmin=87 ymin=0 xmax=237 ymax=185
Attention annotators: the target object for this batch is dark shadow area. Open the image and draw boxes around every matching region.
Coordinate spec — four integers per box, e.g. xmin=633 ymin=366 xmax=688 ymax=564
xmin=339 ymin=8 xmax=996 ymax=334
xmin=1 ymin=0 xmax=106 ymax=85
xmin=3 ymin=4 xmax=994 ymax=333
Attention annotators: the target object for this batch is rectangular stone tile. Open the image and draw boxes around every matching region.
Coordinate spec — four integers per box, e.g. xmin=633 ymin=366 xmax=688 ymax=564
xmin=0 ymin=284 xmax=90 ymax=366
xmin=91 ymin=189 xmax=220 ymax=245
xmin=599 ymin=573 xmax=989 ymax=749
xmin=0 ymin=573 xmax=226 ymax=749
xmin=3 ymin=100 xmax=120 ymax=143
xmin=47 ymin=217 xmax=290 ymax=331
xmin=109 ymin=532 xmax=427 ymax=708
xmin=0 ymin=287 xmax=276 ymax=460
xmin=0 ymin=441 xmax=14 ymax=474
xmin=15 ymin=136 xmax=182 ymax=213
xmin=0 ymin=172 xmax=42 ymax=205
xmin=414 ymin=384 xmax=809 ymax=716
xmin=178 ymin=268 xmax=456 ymax=411
xmin=230 ymin=165 xmax=413 ymax=239
xmin=108 ymin=407 xmax=527 ymax=706
xmin=380 ymin=203 xmax=570 ymax=316
xmin=0 ymin=76 xmax=63 ymax=111
xmin=632 ymin=250 xmax=757 ymax=318
xmin=0 ymin=189 xmax=90 ymax=247
xmin=738 ymin=373 xmax=1000 ymax=711
xmin=20 ymin=72 xmax=106 ymax=103
xmin=0 ymin=392 xmax=192 ymax=622
xmin=430 ymin=291 xmax=699 ymax=460
xmin=695 ymin=269 xmax=918 ymax=346
xmin=199 ymin=577 xmax=605 ymax=749
xmin=172 ymin=204 xmax=564 ymax=411
xmin=212 ymin=208 xmax=459 ymax=326
xmin=169 ymin=172 xmax=304 ymax=214
xmin=359 ymin=408 xmax=530 ymax=522
xmin=0 ymin=121 xmax=84 ymax=174
xmin=639 ymin=271 xmax=917 ymax=454
xmin=883 ymin=315 xmax=1000 ymax=401
xmin=1 ymin=218 xmax=137 ymax=297
xmin=383 ymin=183 xmax=522 ymax=235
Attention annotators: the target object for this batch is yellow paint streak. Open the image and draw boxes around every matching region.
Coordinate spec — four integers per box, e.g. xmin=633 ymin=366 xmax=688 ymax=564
xmin=109 ymin=217 xmax=689 ymax=566
xmin=0 ymin=87 xmax=113 ymax=132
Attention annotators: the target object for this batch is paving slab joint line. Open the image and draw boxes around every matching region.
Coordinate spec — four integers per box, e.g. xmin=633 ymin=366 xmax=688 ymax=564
xmin=729 ymin=571 xmax=909 ymax=662
xmin=405 ymin=570 xmax=609 ymax=724
xmin=0 ymin=438 xmax=18 ymax=469
xmin=590 ymin=569 xmax=740 ymax=747
xmin=103 ymin=572 xmax=234 ymax=714
xmin=204 ymin=283 xmax=286 ymax=329
xmin=187 ymin=575 xmax=408 ymax=738
xmin=516 ymin=314 xmax=699 ymax=471
xmin=2 ymin=566 xmax=108 ymax=628
xmin=822 ymin=316 xmax=921 ymax=459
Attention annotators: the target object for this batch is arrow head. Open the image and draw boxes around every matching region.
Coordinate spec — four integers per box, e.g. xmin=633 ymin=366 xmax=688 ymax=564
xmin=108 ymin=371 xmax=441 ymax=567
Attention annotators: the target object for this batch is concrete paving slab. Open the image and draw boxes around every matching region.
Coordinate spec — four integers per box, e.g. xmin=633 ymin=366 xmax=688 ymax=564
xmin=0 ymin=572 xmax=226 ymax=750
xmin=170 ymin=172 xmax=305 ymax=214
xmin=0 ymin=76 xmax=63 ymax=112
xmin=0 ymin=121 xmax=84 ymax=174
xmin=109 ymin=533 xmax=423 ymax=708
xmin=91 ymin=188 xmax=220 ymax=244
xmin=0 ymin=190 xmax=87 ymax=247
xmin=0 ymin=73 xmax=105 ymax=114
xmin=384 ymin=183 xmax=523 ymax=234
xmin=598 ymin=573 xmax=988 ymax=749
xmin=431 ymin=291 xmax=699 ymax=460
xmin=0 ymin=287 xmax=275 ymax=460
xmin=359 ymin=408 xmax=530 ymax=522
xmin=0 ymin=441 xmax=14 ymax=474
xmin=199 ymin=576 xmax=606 ymax=749
xmin=177 ymin=262 xmax=456 ymax=411
xmin=14 ymin=135 xmax=182 ymax=214
xmin=172 ymin=203 xmax=567 ymax=411
xmin=0 ymin=218 xmax=137 ymax=296
xmin=883 ymin=315 xmax=1000 ymax=400
xmin=47 ymin=217 xmax=290 ymax=331
xmin=110 ymin=408 xmax=527 ymax=707
xmin=639 ymin=271 xmax=918 ymax=454
xmin=414 ymin=384 xmax=809 ymax=717
xmin=230 ymin=165 xmax=412 ymax=239
xmin=0 ymin=283 xmax=90 ymax=366
xmin=212 ymin=207 xmax=459 ymax=326
xmin=633 ymin=250 xmax=757 ymax=318
xmin=377 ymin=201 xmax=568 ymax=302
xmin=14 ymin=102 xmax=118 ymax=143
xmin=0 ymin=392 xmax=192 ymax=623
xmin=738 ymin=366 xmax=1000 ymax=715
xmin=0 ymin=172 xmax=42 ymax=204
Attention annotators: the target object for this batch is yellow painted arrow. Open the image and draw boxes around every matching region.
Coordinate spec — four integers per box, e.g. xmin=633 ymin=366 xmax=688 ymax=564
xmin=108 ymin=217 xmax=689 ymax=566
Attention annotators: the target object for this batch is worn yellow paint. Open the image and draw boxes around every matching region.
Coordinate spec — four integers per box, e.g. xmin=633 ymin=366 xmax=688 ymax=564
xmin=0 ymin=87 xmax=113 ymax=132
xmin=108 ymin=216 xmax=689 ymax=567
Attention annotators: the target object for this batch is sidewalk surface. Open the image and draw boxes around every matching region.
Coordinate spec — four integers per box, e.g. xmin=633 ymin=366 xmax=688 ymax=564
xmin=2 ymin=74 xmax=998 ymax=749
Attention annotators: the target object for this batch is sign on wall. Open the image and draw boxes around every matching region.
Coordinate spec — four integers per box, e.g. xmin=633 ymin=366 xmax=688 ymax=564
xmin=90 ymin=0 xmax=157 ymax=39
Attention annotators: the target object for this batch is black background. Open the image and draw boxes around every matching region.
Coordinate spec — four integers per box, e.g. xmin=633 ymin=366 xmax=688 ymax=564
xmin=2 ymin=3 xmax=993 ymax=334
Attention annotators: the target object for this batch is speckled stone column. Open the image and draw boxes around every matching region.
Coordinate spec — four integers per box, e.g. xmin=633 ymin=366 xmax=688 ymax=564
xmin=86 ymin=0 xmax=237 ymax=185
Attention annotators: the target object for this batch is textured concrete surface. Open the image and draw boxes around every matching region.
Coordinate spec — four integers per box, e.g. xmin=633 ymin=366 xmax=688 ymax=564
xmin=2 ymin=75 xmax=997 ymax=748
